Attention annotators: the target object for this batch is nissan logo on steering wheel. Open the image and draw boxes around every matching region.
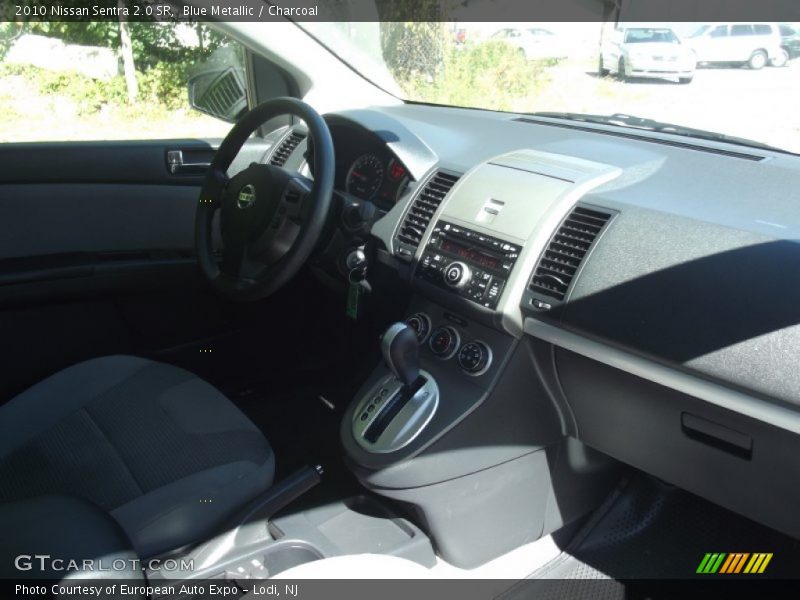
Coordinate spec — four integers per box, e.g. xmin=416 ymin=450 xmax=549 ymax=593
xmin=236 ymin=184 xmax=256 ymax=209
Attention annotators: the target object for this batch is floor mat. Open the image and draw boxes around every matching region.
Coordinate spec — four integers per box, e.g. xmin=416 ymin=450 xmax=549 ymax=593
xmin=501 ymin=474 xmax=800 ymax=599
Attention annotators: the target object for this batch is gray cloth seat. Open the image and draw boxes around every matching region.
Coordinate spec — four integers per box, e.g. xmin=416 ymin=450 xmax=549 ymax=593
xmin=0 ymin=355 xmax=275 ymax=558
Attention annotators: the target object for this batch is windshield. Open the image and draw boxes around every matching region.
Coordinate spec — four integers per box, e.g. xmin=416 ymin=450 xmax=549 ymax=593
xmin=689 ymin=25 xmax=710 ymax=38
xmin=300 ymin=21 xmax=800 ymax=154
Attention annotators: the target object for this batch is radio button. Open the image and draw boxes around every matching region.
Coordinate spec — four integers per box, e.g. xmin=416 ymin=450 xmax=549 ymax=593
xmin=487 ymin=280 xmax=502 ymax=300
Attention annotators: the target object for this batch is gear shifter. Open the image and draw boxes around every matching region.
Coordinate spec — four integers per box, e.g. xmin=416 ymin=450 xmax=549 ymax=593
xmin=380 ymin=322 xmax=420 ymax=388
xmin=352 ymin=322 xmax=439 ymax=451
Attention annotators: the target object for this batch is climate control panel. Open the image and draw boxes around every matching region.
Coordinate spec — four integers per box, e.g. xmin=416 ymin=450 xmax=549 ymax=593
xmin=415 ymin=221 xmax=521 ymax=310
xmin=405 ymin=312 xmax=493 ymax=376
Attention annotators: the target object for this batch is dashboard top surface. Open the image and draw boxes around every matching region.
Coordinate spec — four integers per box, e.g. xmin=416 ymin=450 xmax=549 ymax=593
xmin=346 ymin=103 xmax=800 ymax=239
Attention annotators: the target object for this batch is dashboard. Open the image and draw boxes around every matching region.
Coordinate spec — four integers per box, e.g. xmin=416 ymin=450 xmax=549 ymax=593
xmin=270 ymin=103 xmax=800 ymax=542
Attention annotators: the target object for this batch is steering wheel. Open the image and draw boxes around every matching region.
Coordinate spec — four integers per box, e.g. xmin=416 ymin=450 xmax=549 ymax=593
xmin=195 ymin=98 xmax=334 ymax=300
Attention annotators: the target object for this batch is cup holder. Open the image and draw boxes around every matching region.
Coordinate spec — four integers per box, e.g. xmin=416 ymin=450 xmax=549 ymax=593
xmin=263 ymin=542 xmax=323 ymax=577
xmin=227 ymin=541 xmax=323 ymax=580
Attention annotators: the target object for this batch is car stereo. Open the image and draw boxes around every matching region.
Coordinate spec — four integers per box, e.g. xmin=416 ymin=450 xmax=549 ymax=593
xmin=414 ymin=220 xmax=521 ymax=309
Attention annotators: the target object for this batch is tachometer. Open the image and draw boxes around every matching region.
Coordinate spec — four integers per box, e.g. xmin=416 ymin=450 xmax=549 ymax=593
xmin=346 ymin=154 xmax=385 ymax=200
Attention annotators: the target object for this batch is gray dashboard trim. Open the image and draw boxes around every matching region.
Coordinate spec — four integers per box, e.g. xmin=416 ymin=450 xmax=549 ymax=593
xmin=327 ymin=109 xmax=439 ymax=180
xmin=524 ymin=317 xmax=800 ymax=436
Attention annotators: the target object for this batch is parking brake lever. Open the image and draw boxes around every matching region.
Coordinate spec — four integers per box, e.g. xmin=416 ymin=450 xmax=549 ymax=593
xmin=229 ymin=465 xmax=323 ymax=530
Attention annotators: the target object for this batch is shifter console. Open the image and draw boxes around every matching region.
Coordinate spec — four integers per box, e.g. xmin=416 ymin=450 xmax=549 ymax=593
xmin=351 ymin=373 xmax=439 ymax=454
xmin=351 ymin=323 xmax=439 ymax=453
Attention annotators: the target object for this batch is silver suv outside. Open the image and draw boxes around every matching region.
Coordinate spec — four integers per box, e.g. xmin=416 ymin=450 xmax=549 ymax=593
xmin=687 ymin=23 xmax=787 ymax=69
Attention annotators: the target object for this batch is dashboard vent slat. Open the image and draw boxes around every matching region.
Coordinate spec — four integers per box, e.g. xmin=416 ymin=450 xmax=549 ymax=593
xmin=396 ymin=170 xmax=460 ymax=249
xmin=270 ymin=131 xmax=306 ymax=167
xmin=529 ymin=205 xmax=613 ymax=302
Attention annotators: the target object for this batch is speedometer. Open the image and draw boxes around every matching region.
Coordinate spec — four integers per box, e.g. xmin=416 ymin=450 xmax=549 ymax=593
xmin=346 ymin=154 xmax=385 ymax=200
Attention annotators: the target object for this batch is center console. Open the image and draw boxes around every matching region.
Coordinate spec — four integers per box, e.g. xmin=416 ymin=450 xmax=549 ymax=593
xmin=340 ymin=150 xmax=624 ymax=568
xmin=342 ymin=302 xmax=603 ymax=568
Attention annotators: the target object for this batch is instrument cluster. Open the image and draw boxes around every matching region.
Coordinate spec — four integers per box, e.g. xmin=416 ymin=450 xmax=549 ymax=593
xmin=329 ymin=121 xmax=411 ymax=209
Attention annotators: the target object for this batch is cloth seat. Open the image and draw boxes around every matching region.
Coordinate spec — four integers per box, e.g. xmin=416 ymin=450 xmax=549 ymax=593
xmin=0 ymin=355 xmax=275 ymax=558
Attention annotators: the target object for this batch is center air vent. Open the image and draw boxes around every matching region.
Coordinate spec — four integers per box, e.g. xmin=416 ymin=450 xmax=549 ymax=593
xmin=396 ymin=170 xmax=460 ymax=253
xmin=270 ymin=131 xmax=306 ymax=167
xmin=528 ymin=205 xmax=613 ymax=302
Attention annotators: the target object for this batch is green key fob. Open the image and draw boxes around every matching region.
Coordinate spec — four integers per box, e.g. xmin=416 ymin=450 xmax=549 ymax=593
xmin=346 ymin=282 xmax=361 ymax=320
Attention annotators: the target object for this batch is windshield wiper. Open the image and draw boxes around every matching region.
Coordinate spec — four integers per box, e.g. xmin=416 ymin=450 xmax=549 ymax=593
xmin=529 ymin=111 xmax=792 ymax=155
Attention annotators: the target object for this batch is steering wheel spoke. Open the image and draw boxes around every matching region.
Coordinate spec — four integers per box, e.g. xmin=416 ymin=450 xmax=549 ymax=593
xmin=219 ymin=235 xmax=244 ymax=277
xmin=199 ymin=168 xmax=230 ymax=208
xmin=281 ymin=176 xmax=312 ymax=220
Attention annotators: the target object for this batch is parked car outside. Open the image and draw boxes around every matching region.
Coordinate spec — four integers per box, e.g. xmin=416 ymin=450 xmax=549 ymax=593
xmin=489 ymin=27 xmax=567 ymax=60
xmin=599 ymin=26 xmax=696 ymax=84
xmin=779 ymin=23 xmax=800 ymax=60
xmin=687 ymin=23 xmax=786 ymax=68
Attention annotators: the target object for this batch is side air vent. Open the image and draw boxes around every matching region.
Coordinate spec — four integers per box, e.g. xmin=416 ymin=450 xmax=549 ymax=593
xmin=270 ymin=131 xmax=306 ymax=167
xmin=528 ymin=205 xmax=613 ymax=302
xmin=191 ymin=68 xmax=247 ymax=122
xmin=396 ymin=171 xmax=460 ymax=253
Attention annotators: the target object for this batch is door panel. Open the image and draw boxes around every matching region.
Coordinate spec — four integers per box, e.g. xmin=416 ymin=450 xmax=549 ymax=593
xmin=0 ymin=139 xmax=271 ymax=265
xmin=0 ymin=183 xmax=199 ymax=259
xmin=0 ymin=137 xmax=275 ymax=402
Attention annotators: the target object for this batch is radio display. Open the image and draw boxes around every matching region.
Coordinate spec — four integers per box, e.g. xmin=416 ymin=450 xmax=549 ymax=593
xmin=440 ymin=239 xmax=501 ymax=270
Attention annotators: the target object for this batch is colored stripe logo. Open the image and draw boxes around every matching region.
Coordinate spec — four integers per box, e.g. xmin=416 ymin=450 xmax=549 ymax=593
xmin=697 ymin=553 xmax=773 ymax=574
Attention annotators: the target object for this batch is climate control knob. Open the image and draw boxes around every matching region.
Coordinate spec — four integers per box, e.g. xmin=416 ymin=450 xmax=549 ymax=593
xmin=443 ymin=261 xmax=472 ymax=290
xmin=428 ymin=326 xmax=460 ymax=359
xmin=457 ymin=341 xmax=492 ymax=375
xmin=405 ymin=312 xmax=432 ymax=344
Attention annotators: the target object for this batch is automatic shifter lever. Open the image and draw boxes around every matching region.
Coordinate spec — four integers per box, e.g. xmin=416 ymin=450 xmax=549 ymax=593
xmin=380 ymin=322 xmax=420 ymax=388
xmin=354 ymin=323 xmax=439 ymax=450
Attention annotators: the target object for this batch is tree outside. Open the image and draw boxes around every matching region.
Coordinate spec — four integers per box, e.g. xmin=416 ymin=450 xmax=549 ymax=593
xmin=0 ymin=20 xmax=237 ymax=141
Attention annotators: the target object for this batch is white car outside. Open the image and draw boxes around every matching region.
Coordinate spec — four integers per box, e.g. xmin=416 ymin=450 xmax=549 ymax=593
xmin=600 ymin=27 xmax=697 ymax=84
xmin=686 ymin=23 xmax=786 ymax=69
xmin=489 ymin=27 xmax=567 ymax=60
